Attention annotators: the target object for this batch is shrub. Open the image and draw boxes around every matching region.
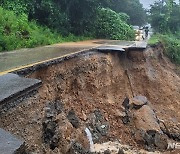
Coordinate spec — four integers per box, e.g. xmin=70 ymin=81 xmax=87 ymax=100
xmin=149 ymin=34 xmax=180 ymax=65
xmin=161 ymin=34 xmax=180 ymax=65
xmin=0 ymin=7 xmax=86 ymax=52
xmin=95 ymin=8 xmax=135 ymax=40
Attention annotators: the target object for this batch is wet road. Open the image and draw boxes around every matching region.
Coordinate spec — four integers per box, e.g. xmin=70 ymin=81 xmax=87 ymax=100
xmin=0 ymin=40 xmax=146 ymax=75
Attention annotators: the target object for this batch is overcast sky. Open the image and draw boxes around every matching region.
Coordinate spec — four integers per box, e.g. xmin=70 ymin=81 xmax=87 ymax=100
xmin=140 ymin=0 xmax=179 ymax=9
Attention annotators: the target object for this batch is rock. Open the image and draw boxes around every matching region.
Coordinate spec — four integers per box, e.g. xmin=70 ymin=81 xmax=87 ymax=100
xmin=86 ymin=110 xmax=109 ymax=143
xmin=154 ymin=133 xmax=168 ymax=150
xmin=133 ymin=96 xmax=148 ymax=104
xmin=42 ymin=117 xmax=60 ymax=150
xmin=118 ymin=148 xmax=125 ymax=154
xmin=67 ymin=142 xmax=90 ymax=154
xmin=104 ymin=149 xmax=111 ymax=154
xmin=114 ymin=109 xmax=126 ymax=118
xmin=67 ymin=109 xmax=80 ymax=128
xmin=44 ymin=107 xmax=54 ymax=118
xmin=131 ymin=96 xmax=148 ymax=110
xmin=122 ymin=97 xmax=130 ymax=110
xmin=133 ymin=129 xmax=145 ymax=144
xmin=133 ymin=105 xmax=161 ymax=132
xmin=122 ymin=115 xmax=131 ymax=125
xmin=143 ymin=130 xmax=157 ymax=149
xmin=43 ymin=102 xmax=62 ymax=150
xmin=46 ymin=100 xmax=64 ymax=115
xmin=46 ymin=112 xmax=55 ymax=118
xmin=143 ymin=130 xmax=168 ymax=151
xmin=121 ymin=96 xmax=149 ymax=124
xmin=56 ymin=113 xmax=76 ymax=153
xmin=121 ymin=110 xmax=133 ymax=125
xmin=54 ymin=100 xmax=64 ymax=114
xmin=132 ymin=104 xmax=169 ymax=151
xmin=81 ymin=111 xmax=87 ymax=121
xmin=94 ymin=110 xmax=103 ymax=122
xmin=122 ymin=96 xmax=169 ymax=151
xmin=96 ymin=123 xmax=109 ymax=136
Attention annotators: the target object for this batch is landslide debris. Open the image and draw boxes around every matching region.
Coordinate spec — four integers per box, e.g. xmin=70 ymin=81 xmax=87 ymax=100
xmin=121 ymin=96 xmax=168 ymax=151
xmin=0 ymin=45 xmax=179 ymax=153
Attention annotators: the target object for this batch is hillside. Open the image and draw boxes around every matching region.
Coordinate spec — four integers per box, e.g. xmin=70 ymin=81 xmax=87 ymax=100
xmin=0 ymin=44 xmax=179 ymax=153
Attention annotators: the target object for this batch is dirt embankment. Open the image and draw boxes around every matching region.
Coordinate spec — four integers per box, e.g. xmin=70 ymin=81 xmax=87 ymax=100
xmin=0 ymin=44 xmax=179 ymax=153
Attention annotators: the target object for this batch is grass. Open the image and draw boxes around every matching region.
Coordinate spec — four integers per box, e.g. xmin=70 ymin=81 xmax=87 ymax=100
xmin=62 ymin=34 xmax=92 ymax=42
xmin=0 ymin=7 xmax=90 ymax=52
xmin=148 ymin=33 xmax=180 ymax=65
xmin=148 ymin=35 xmax=160 ymax=45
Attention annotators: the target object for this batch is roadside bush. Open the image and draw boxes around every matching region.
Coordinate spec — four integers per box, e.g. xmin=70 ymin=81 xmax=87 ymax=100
xmin=0 ymin=0 xmax=70 ymax=35
xmin=0 ymin=7 xmax=88 ymax=52
xmin=161 ymin=34 xmax=180 ymax=65
xmin=149 ymin=34 xmax=180 ymax=65
xmin=95 ymin=8 xmax=135 ymax=40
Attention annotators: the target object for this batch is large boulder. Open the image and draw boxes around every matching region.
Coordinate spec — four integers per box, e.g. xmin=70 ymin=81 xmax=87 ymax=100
xmin=133 ymin=105 xmax=161 ymax=132
xmin=121 ymin=96 xmax=168 ymax=151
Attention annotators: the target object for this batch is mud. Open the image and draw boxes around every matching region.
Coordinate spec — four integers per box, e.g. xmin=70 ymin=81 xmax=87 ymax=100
xmin=0 ymin=44 xmax=179 ymax=153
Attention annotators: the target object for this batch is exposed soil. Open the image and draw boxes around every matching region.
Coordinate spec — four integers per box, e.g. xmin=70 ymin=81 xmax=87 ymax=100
xmin=0 ymin=44 xmax=179 ymax=153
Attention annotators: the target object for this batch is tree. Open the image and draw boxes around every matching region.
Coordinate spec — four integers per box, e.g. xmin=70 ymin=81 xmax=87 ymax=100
xmin=108 ymin=0 xmax=147 ymax=26
xmin=149 ymin=0 xmax=180 ymax=33
xmin=1 ymin=0 xmax=139 ymax=37
xmin=95 ymin=8 xmax=135 ymax=40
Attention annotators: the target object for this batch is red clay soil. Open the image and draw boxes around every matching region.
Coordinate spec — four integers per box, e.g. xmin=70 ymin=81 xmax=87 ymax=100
xmin=0 ymin=44 xmax=179 ymax=153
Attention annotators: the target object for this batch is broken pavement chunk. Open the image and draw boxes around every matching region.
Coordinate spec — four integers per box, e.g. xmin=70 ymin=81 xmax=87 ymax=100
xmin=0 ymin=128 xmax=25 ymax=154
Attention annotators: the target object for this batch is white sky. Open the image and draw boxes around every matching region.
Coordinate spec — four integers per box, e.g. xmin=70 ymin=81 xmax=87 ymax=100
xmin=140 ymin=0 xmax=179 ymax=9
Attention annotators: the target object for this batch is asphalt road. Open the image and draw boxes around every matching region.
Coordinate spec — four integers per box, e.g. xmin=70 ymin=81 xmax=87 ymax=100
xmin=0 ymin=40 xmax=146 ymax=75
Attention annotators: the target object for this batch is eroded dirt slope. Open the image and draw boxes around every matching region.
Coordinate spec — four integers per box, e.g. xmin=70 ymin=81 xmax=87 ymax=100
xmin=0 ymin=44 xmax=179 ymax=153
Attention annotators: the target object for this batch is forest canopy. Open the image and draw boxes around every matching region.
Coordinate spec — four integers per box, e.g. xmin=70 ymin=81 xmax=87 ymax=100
xmin=0 ymin=0 xmax=146 ymax=51
xmin=0 ymin=0 xmax=146 ymax=35
xmin=148 ymin=0 xmax=180 ymax=65
xmin=149 ymin=0 xmax=180 ymax=33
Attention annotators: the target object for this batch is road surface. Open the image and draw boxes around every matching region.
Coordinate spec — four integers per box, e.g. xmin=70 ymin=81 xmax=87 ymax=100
xmin=0 ymin=40 xmax=147 ymax=75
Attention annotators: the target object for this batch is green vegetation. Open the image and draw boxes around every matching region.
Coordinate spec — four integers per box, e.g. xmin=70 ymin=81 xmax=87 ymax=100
xmin=0 ymin=0 xmax=146 ymax=52
xmin=149 ymin=0 xmax=180 ymax=33
xmin=160 ymin=34 xmax=180 ymax=65
xmin=148 ymin=0 xmax=180 ymax=65
xmin=148 ymin=35 xmax=161 ymax=45
xmin=0 ymin=7 xmax=60 ymax=51
xmin=108 ymin=0 xmax=147 ymax=26
xmin=0 ymin=7 xmax=90 ymax=52
xmin=95 ymin=8 xmax=135 ymax=40
xmin=1 ymin=0 xmax=146 ymax=34
xmin=149 ymin=34 xmax=180 ymax=65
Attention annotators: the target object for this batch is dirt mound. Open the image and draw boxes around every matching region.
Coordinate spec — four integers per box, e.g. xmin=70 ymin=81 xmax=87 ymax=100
xmin=0 ymin=44 xmax=179 ymax=153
